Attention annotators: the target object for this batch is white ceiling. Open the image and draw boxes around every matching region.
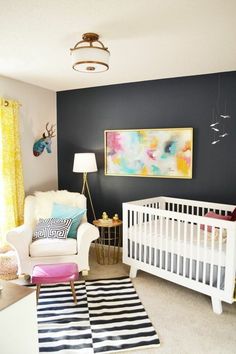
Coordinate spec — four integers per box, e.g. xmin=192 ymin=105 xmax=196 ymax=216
xmin=0 ymin=0 xmax=236 ymax=92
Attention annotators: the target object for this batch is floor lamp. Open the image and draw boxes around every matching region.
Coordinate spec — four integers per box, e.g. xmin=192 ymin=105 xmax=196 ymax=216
xmin=73 ymin=153 xmax=97 ymax=220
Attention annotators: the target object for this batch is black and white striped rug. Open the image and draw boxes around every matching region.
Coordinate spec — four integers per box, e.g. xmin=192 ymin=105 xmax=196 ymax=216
xmin=33 ymin=276 xmax=160 ymax=353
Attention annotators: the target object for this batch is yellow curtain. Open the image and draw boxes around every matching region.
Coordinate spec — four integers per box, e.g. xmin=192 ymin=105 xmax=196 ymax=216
xmin=0 ymin=98 xmax=24 ymax=244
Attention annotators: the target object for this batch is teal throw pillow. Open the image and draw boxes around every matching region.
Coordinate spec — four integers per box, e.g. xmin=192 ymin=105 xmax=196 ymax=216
xmin=51 ymin=203 xmax=86 ymax=239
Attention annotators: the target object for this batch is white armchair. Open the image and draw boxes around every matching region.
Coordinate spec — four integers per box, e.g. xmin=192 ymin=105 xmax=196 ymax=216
xmin=6 ymin=190 xmax=99 ymax=276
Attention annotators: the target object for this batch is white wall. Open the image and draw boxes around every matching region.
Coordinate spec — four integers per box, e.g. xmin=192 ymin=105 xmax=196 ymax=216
xmin=0 ymin=75 xmax=57 ymax=194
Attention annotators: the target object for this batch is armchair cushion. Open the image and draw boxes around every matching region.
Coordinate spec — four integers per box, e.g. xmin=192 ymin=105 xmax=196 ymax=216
xmin=32 ymin=218 xmax=73 ymax=241
xmin=51 ymin=203 xmax=86 ymax=239
xmin=30 ymin=238 xmax=77 ymax=257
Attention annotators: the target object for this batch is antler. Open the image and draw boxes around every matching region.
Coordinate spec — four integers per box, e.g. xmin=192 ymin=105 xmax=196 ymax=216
xmin=44 ymin=122 xmax=56 ymax=138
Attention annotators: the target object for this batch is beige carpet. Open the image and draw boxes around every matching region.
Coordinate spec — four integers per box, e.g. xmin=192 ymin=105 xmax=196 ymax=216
xmin=86 ymin=247 xmax=236 ymax=354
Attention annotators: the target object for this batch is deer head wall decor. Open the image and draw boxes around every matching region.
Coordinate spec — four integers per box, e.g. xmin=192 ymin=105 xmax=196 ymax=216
xmin=33 ymin=123 xmax=56 ymax=156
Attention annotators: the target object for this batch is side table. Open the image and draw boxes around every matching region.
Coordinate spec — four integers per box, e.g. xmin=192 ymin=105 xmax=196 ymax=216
xmin=93 ymin=219 xmax=122 ymax=265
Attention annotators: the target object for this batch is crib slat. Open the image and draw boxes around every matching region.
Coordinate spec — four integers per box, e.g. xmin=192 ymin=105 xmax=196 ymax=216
xmin=138 ymin=211 xmax=142 ymax=262
xmin=196 ymin=224 xmax=201 ymax=282
xmin=154 ymin=212 xmax=158 ymax=267
xmin=176 ymin=219 xmax=181 ymax=275
xmin=131 ymin=210 xmax=134 ymax=258
xmin=134 ymin=211 xmax=137 ymax=260
xmin=160 ymin=216 xmax=163 ymax=269
xmin=130 ymin=210 xmax=133 ymax=258
xmin=148 ymin=213 xmax=152 ymax=265
xmin=210 ymin=226 xmax=215 ymax=287
xmin=217 ymin=228 xmax=223 ymax=290
xmin=144 ymin=212 xmax=147 ymax=264
xmin=189 ymin=222 xmax=194 ymax=280
xmin=202 ymin=224 xmax=208 ymax=284
xmin=183 ymin=220 xmax=187 ymax=278
xmin=165 ymin=217 xmax=169 ymax=271
xmin=127 ymin=209 xmax=130 ymax=260
xmin=171 ymin=217 xmax=175 ymax=273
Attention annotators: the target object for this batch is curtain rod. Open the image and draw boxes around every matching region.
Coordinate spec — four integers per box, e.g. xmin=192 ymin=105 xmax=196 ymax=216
xmin=1 ymin=99 xmax=22 ymax=107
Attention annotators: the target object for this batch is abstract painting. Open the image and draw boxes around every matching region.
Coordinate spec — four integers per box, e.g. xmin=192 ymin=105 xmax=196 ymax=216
xmin=104 ymin=128 xmax=193 ymax=178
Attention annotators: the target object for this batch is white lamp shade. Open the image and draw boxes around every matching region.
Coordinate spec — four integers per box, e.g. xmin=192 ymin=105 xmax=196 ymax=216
xmin=73 ymin=153 xmax=98 ymax=173
xmin=71 ymin=47 xmax=110 ymax=73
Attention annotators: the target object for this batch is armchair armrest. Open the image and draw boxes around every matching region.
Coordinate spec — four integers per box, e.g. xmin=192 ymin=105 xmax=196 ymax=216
xmin=76 ymin=222 xmax=99 ymax=251
xmin=6 ymin=225 xmax=33 ymax=273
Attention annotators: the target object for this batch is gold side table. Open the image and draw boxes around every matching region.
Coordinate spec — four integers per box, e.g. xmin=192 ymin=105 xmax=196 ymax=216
xmin=93 ymin=219 xmax=122 ymax=265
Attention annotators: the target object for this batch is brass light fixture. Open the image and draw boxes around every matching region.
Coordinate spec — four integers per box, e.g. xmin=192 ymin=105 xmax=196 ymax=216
xmin=70 ymin=32 xmax=110 ymax=73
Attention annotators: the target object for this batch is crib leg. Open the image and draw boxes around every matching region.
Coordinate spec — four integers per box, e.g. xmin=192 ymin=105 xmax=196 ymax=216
xmin=130 ymin=266 xmax=138 ymax=278
xmin=211 ymin=297 xmax=222 ymax=314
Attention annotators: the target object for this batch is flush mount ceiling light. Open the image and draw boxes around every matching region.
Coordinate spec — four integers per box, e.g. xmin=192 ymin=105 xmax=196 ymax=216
xmin=70 ymin=32 xmax=110 ymax=73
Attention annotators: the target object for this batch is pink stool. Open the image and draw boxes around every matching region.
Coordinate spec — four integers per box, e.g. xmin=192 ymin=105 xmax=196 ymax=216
xmin=32 ymin=263 xmax=79 ymax=304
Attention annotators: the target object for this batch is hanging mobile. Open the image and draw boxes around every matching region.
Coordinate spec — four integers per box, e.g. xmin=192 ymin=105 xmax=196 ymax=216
xmin=211 ymin=107 xmax=220 ymax=144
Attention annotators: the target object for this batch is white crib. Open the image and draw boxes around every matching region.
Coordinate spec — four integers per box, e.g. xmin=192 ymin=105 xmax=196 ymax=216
xmin=123 ymin=196 xmax=236 ymax=314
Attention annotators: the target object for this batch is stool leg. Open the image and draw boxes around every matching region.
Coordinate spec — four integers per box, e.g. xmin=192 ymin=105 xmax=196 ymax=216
xmin=70 ymin=281 xmax=77 ymax=304
xmin=36 ymin=284 xmax=41 ymax=304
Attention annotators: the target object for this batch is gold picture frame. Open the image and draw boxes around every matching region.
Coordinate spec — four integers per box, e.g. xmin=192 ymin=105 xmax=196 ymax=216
xmin=104 ymin=128 xmax=193 ymax=179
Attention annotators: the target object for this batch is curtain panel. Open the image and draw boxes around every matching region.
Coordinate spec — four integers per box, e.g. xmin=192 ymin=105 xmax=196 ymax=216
xmin=0 ymin=98 xmax=24 ymax=243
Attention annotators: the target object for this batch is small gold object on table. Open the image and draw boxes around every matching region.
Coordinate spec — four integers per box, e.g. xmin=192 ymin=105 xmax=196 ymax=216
xmin=113 ymin=213 xmax=119 ymax=222
xmin=102 ymin=211 xmax=109 ymax=220
xmin=93 ymin=213 xmax=122 ymax=265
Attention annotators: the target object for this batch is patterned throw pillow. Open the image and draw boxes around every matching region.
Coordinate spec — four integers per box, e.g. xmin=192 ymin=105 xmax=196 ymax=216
xmin=32 ymin=218 xmax=72 ymax=241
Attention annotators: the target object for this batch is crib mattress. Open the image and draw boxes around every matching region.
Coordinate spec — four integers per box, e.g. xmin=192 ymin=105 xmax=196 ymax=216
xmin=127 ymin=219 xmax=227 ymax=266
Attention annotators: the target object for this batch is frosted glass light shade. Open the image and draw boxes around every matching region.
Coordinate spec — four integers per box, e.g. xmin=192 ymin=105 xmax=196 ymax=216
xmin=71 ymin=47 xmax=110 ymax=72
xmin=73 ymin=153 xmax=97 ymax=173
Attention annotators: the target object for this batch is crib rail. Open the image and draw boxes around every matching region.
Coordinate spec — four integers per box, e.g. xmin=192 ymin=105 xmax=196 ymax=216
xmin=128 ymin=196 xmax=234 ymax=216
xmin=123 ymin=198 xmax=236 ymax=305
xmin=162 ymin=196 xmax=234 ymax=217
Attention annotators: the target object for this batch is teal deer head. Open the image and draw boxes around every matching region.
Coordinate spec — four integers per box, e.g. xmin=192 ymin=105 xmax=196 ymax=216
xmin=33 ymin=123 xmax=56 ymax=157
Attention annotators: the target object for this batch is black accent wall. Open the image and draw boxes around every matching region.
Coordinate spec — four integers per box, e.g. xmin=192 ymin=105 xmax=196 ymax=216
xmin=57 ymin=72 xmax=236 ymax=221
